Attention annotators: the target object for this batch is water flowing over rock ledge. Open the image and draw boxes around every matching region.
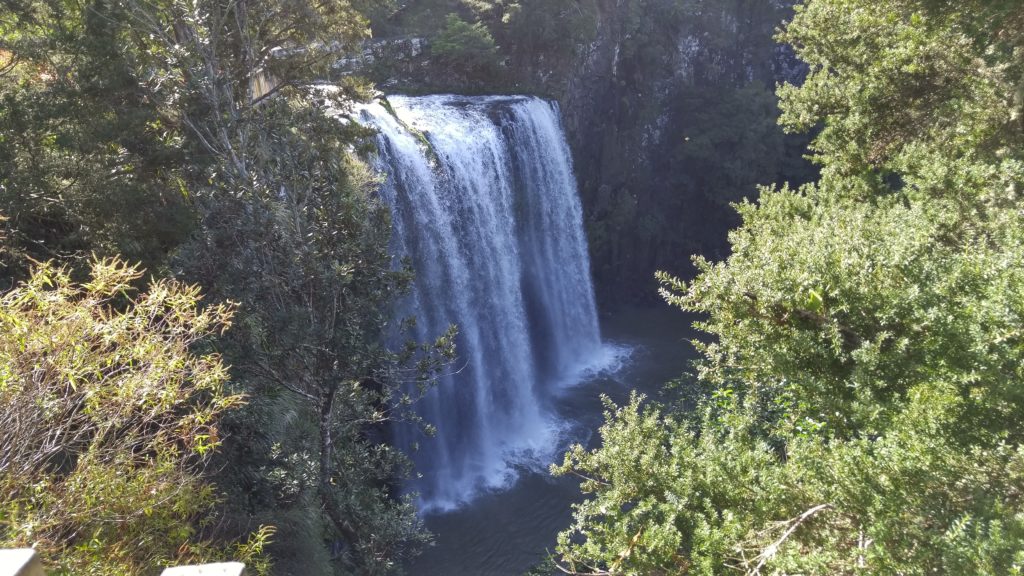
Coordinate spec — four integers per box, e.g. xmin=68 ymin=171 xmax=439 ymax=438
xmin=358 ymin=95 xmax=608 ymax=512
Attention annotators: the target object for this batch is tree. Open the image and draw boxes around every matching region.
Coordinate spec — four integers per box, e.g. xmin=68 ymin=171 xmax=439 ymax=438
xmin=0 ymin=258 xmax=267 ymax=574
xmin=0 ymin=0 xmax=372 ymax=283
xmin=178 ymin=92 xmax=455 ymax=574
xmin=432 ymin=14 xmax=500 ymax=78
xmin=552 ymin=1 xmax=1024 ymax=573
xmin=1 ymin=0 xmax=452 ymax=571
xmin=0 ymin=1 xmax=196 ymax=285
xmin=489 ymin=0 xmax=598 ymax=64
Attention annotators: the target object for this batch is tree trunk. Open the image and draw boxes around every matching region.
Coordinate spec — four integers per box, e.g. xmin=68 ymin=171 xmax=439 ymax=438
xmin=317 ymin=384 xmax=361 ymax=554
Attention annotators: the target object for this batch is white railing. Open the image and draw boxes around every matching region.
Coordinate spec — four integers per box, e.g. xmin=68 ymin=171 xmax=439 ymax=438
xmin=0 ymin=550 xmax=245 ymax=576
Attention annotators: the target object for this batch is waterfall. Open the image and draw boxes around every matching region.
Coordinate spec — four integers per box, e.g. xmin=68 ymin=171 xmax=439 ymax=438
xmin=360 ymin=95 xmax=605 ymax=512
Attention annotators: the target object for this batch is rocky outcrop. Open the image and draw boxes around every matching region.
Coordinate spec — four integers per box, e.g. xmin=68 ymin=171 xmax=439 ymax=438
xmin=559 ymin=0 xmax=809 ymax=305
xmin=333 ymin=37 xmax=429 ymax=87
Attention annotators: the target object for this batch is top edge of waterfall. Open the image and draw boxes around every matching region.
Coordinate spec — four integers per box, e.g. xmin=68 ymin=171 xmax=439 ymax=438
xmin=383 ymin=93 xmax=546 ymax=104
xmin=313 ymin=86 xmax=558 ymax=108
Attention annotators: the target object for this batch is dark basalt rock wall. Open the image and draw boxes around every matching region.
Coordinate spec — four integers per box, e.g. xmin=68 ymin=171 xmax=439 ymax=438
xmin=557 ymin=0 xmax=811 ymax=306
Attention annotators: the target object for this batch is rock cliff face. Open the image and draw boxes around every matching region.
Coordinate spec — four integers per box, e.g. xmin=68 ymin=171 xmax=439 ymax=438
xmin=362 ymin=0 xmax=813 ymax=307
xmin=557 ymin=0 xmax=809 ymax=305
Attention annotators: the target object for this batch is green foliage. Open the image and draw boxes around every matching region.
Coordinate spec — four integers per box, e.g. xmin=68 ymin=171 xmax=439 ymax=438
xmin=432 ymin=14 xmax=500 ymax=78
xmin=776 ymin=0 xmax=1024 ymax=191
xmin=557 ymin=385 xmax=1024 ymax=574
xmin=554 ymin=0 xmax=1024 ymax=573
xmin=1 ymin=0 xmax=449 ymax=571
xmin=0 ymin=2 xmax=195 ymax=283
xmin=553 ymin=395 xmax=788 ymax=575
xmin=352 ymin=0 xmax=404 ymax=30
xmin=0 ymin=0 xmax=372 ymax=282
xmin=179 ymin=90 xmax=455 ymax=575
xmin=492 ymin=0 xmax=598 ymax=63
xmin=669 ymin=83 xmax=789 ymax=206
xmin=0 ymin=259 xmax=257 ymax=575
xmin=367 ymin=0 xmax=598 ymax=90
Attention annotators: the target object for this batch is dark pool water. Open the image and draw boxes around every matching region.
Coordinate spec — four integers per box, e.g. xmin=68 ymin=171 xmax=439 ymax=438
xmin=408 ymin=305 xmax=700 ymax=575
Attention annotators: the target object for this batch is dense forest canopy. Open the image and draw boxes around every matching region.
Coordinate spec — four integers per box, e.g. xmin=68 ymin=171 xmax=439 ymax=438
xmin=553 ymin=0 xmax=1024 ymax=574
xmin=1 ymin=0 xmax=1022 ymax=574
xmin=1 ymin=0 xmax=452 ymax=573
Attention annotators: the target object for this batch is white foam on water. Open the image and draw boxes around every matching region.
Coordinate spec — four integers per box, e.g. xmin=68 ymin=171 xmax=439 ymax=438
xmin=359 ymin=95 xmax=609 ymax=514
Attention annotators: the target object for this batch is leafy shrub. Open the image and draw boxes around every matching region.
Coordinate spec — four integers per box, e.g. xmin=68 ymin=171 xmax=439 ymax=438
xmin=432 ymin=14 xmax=500 ymax=77
xmin=552 ymin=0 xmax=1024 ymax=573
xmin=0 ymin=259 xmax=263 ymax=575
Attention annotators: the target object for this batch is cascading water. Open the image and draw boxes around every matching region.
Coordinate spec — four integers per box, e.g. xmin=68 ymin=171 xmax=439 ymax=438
xmin=360 ymin=95 xmax=608 ymax=512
